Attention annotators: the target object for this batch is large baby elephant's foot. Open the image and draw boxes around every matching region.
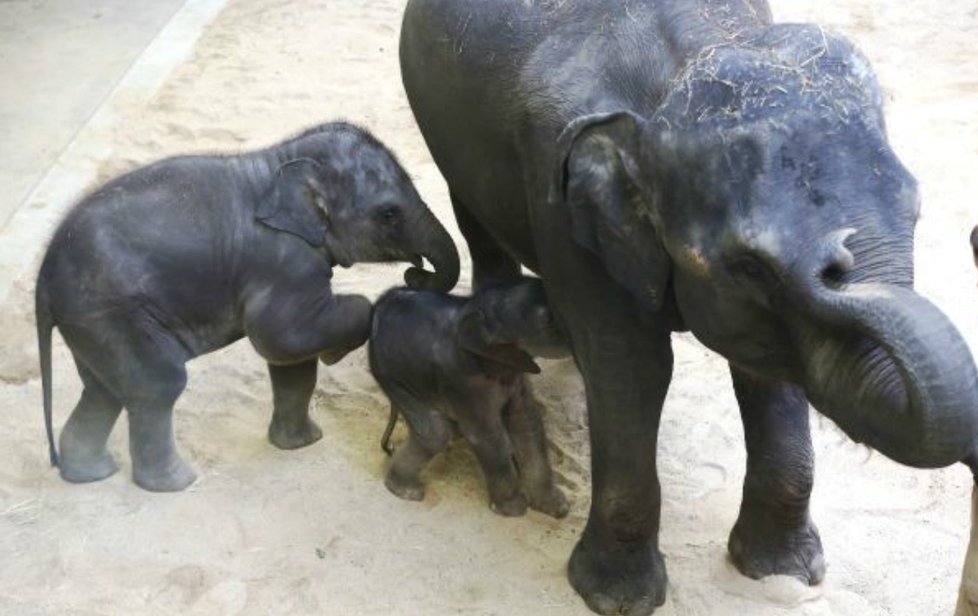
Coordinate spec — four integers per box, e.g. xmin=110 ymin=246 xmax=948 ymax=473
xmin=57 ymin=384 xmax=123 ymax=483
xmin=527 ymin=484 xmax=569 ymax=519
xmin=268 ymin=417 xmax=323 ymax=450
xmin=267 ymin=361 xmax=322 ymax=450
xmin=728 ymin=512 xmax=825 ymax=585
xmin=58 ymin=443 xmax=119 ymax=484
xmin=129 ymin=406 xmax=197 ymax=492
xmin=132 ymin=455 xmax=198 ymax=492
xmin=384 ymin=467 xmax=425 ymax=501
xmin=490 ymin=492 xmax=528 ymax=517
xmin=568 ymin=532 xmax=667 ymax=616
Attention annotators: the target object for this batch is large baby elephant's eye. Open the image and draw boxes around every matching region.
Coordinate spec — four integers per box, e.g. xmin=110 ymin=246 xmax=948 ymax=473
xmin=376 ymin=205 xmax=402 ymax=227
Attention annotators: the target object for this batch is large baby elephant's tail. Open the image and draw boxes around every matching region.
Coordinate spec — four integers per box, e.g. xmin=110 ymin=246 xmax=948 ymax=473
xmin=35 ymin=284 xmax=58 ymax=466
xmin=380 ymin=405 xmax=398 ymax=456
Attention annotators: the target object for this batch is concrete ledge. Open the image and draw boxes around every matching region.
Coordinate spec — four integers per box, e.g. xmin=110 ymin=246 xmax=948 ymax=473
xmin=0 ymin=0 xmax=229 ymax=304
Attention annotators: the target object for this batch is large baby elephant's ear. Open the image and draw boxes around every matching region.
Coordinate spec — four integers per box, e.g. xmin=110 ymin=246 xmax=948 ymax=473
xmin=550 ymin=111 xmax=671 ymax=312
xmin=255 ymin=158 xmax=328 ymax=247
xmin=457 ymin=309 xmax=541 ymax=375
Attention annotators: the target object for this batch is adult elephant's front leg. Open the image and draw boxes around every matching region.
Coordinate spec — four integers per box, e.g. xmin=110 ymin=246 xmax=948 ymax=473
xmin=566 ymin=314 xmax=673 ymax=615
xmin=727 ymin=365 xmax=825 ymax=585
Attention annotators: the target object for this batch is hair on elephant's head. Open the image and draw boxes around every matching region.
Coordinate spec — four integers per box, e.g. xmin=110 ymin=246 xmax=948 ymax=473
xmin=256 ymin=123 xmax=460 ymax=292
xmin=552 ymin=25 xmax=978 ymax=468
xmin=457 ymin=277 xmax=569 ymax=378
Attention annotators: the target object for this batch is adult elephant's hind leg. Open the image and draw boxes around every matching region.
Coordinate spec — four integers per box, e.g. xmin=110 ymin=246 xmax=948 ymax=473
xmin=727 ymin=365 xmax=825 ymax=584
xmin=267 ymin=360 xmax=322 ymax=450
xmin=567 ymin=319 xmax=673 ymax=616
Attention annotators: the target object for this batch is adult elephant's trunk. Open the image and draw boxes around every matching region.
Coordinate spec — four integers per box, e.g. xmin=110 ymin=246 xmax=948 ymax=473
xmin=787 ymin=236 xmax=978 ymax=468
xmin=403 ymin=207 xmax=460 ymax=293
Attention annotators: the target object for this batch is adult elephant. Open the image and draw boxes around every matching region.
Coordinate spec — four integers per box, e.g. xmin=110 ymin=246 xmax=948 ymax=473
xmin=401 ymin=0 xmax=978 ymax=614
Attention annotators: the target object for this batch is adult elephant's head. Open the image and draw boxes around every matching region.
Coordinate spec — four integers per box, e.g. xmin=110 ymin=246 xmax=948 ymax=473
xmin=553 ymin=26 xmax=978 ymax=468
xmin=257 ymin=123 xmax=460 ymax=292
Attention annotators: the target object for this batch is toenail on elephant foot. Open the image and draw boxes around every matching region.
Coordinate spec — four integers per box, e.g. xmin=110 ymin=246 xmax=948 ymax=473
xmin=268 ymin=418 xmax=323 ymax=450
xmin=490 ymin=493 xmax=528 ymax=517
xmin=58 ymin=450 xmax=120 ymax=484
xmin=384 ymin=471 xmax=425 ymax=501
xmin=132 ymin=458 xmax=198 ymax=492
xmin=568 ymin=536 xmax=667 ymax=615
xmin=728 ymin=518 xmax=826 ymax=585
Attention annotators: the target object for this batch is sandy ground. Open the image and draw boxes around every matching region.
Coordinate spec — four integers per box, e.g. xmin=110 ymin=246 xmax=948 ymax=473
xmin=0 ymin=1 xmax=976 ymax=614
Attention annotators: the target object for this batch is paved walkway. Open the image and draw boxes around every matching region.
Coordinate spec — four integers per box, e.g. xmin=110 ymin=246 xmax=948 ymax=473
xmin=0 ymin=0 xmax=187 ymax=227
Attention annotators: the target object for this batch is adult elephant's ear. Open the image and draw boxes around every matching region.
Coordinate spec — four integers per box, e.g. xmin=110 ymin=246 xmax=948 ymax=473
xmin=256 ymin=158 xmax=329 ymax=247
xmin=551 ymin=111 xmax=670 ymax=312
xmin=457 ymin=309 xmax=541 ymax=376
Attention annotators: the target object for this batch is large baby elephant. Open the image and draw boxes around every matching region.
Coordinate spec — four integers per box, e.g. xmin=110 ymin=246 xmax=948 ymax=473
xmin=369 ymin=277 xmax=569 ymax=518
xmin=36 ymin=122 xmax=460 ymax=492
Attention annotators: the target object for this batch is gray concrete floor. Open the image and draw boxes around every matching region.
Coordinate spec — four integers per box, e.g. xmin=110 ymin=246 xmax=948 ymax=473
xmin=0 ymin=0 xmax=187 ymax=227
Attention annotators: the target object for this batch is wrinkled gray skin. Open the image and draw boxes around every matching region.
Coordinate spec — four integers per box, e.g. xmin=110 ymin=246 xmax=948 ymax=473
xmin=36 ymin=122 xmax=459 ymax=492
xmin=369 ymin=277 xmax=569 ymax=518
xmin=401 ymin=1 xmax=978 ymax=613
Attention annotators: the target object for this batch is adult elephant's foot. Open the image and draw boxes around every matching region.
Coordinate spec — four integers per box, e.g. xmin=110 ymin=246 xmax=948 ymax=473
xmin=268 ymin=417 xmax=323 ymax=450
xmin=728 ymin=514 xmax=825 ymax=584
xmin=58 ymin=445 xmax=119 ymax=484
xmin=568 ymin=535 xmax=667 ymax=615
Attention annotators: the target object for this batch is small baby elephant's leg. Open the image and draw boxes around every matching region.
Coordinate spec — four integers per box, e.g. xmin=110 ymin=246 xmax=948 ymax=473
xmin=453 ymin=392 xmax=527 ymax=517
xmin=385 ymin=390 xmax=451 ymax=501
xmin=503 ymin=381 xmax=569 ymax=518
xmin=267 ymin=360 xmax=322 ymax=450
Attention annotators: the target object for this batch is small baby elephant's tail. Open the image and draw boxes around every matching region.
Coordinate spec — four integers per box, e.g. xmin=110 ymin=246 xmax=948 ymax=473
xmin=380 ymin=405 xmax=398 ymax=456
xmin=35 ymin=284 xmax=58 ymax=466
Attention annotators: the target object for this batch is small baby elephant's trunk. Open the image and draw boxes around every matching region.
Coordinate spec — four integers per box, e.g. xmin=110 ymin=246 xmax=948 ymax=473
xmin=957 ymin=456 xmax=978 ymax=616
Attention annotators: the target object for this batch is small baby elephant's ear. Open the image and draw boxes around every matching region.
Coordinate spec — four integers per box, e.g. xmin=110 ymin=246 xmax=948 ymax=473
xmin=457 ymin=310 xmax=542 ymax=375
xmin=255 ymin=158 xmax=328 ymax=247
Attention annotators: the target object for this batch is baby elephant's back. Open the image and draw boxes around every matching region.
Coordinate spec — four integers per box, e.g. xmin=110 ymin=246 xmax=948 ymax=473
xmin=369 ymin=287 xmax=464 ymax=386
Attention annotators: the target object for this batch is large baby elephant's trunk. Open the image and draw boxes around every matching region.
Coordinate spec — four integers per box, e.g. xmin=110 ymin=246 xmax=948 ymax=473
xmin=404 ymin=208 xmax=460 ymax=292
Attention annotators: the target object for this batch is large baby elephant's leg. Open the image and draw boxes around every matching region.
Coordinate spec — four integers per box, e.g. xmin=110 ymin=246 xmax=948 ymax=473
xmin=452 ymin=388 xmax=526 ymax=517
xmin=503 ymin=381 xmax=568 ymax=518
xmin=60 ymin=320 xmax=196 ymax=492
xmin=58 ymin=364 xmax=123 ymax=483
xmin=246 ymin=293 xmax=372 ymax=366
xmin=125 ymin=360 xmax=195 ymax=493
xmin=267 ymin=360 xmax=321 ymax=450
xmin=384 ymin=386 xmax=451 ymax=501
xmin=728 ymin=365 xmax=825 ymax=585
xmin=246 ymin=291 xmax=370 ymax=445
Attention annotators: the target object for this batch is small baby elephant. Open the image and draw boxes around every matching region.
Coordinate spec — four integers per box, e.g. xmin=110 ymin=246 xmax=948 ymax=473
xmin=368 ymin=277 xmax=570 ymax=518
xmin=36 ymin=122 xmax=460 ymax=492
